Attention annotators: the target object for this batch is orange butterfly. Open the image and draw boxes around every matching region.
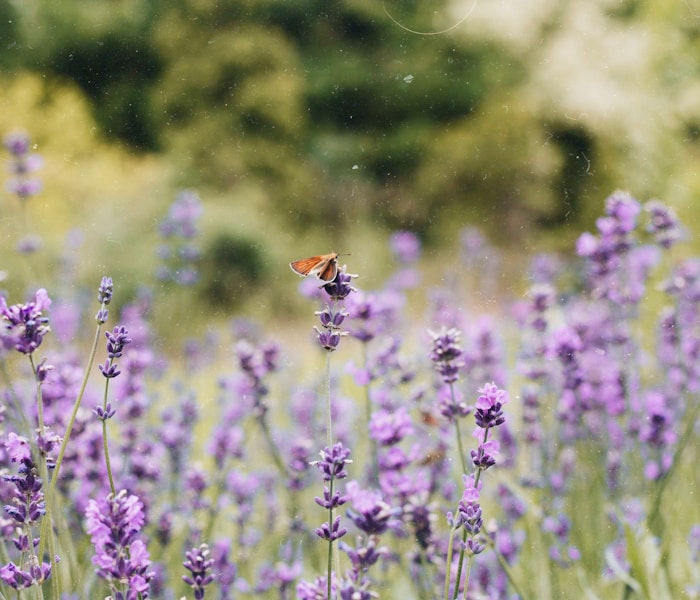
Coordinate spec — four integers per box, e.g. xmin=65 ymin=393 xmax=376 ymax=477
xmin=289 ymin=252 xmax=339 ymax=282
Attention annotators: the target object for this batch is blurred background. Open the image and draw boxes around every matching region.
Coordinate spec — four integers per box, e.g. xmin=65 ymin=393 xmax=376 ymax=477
xmin=1 ymin=0 xmax=699 ymax=327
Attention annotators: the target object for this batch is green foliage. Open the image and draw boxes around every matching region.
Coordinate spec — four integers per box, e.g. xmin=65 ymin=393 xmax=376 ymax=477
xmin=199 ymin=232 xmax=268 ymax=310
xmin=0 ymin=73 xmax=173 ymax=301
xmin=2 ymin=0 xmax=700 ymax=255
xmin=14 ymin=0 xmax=161 ymax=148
xmin=0 ymin=1 xmax=20 ymax=68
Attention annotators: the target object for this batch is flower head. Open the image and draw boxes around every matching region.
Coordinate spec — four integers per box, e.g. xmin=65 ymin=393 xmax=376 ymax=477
xmin=390 ymin=231 xmax=421 ymax=263
xmin=345 ymin=486 xmax=400 ymax=535
xmin=4 ymin=132 xmax=43 ymax=203
xmin=98 ymin=325 xmax=131 ymax=379
xmin=0 ymin=560 xmax=51 ymax=590
xmin=368 ymin=407 xmax=414 ymax=446
xmin=474 ymin=382 xmax=508 ymax=431
xmin=98 ymin=276 xmax=114 ymax=306
xmin=105 ymin=325 xmax=132 ymax=358
xmin=429 ymin=327 xmax=464 ymax=384
xmin=156 ymin=189 xmax=203 ymax=286
xmin=0 ymin=289 xmax=51 ymax=354
xmin=311 ymin=443 xmax=352 ymax=481
xmin=645 ymin=200 xmax=681 ymax=249
xmin=182 ymin=543 xmax=215 ymax=600
xmin=85 ymin=490 xmax=154 ymax=596
xmin=315 ymin=515 xmax=348 ymax=541
xmin=3 ymin=456 xmax=45 ymax=526
xmin=323 ymin=269 xmax=357 ymax=301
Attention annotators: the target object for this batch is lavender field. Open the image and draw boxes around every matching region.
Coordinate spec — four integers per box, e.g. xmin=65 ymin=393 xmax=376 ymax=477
xmin=0 ymin=132 xmax=698 ymax=599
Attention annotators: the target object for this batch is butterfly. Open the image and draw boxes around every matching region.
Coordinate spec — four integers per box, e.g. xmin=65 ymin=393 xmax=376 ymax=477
xmin=289 ymin=252 xmax=339 ymax=282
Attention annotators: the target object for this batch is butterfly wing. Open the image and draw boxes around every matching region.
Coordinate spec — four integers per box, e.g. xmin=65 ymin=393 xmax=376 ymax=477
xmin=290 ymin=255 xmax=325 ymax=277
xmin=290 ymin=253 xmax=338 ymax=280
xmin=317 ymin=256 xmax=338 ymax=282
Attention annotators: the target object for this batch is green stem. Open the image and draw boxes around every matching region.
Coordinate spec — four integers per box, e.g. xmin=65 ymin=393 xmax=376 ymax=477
xmin=649 ymin=392 xmax=700 ymax=532
xmin=443 ymin=523 xmax=458 ymax=600
xmin=450 ymin=383 xmax=467 ymax=474
xmin=323 ymin=342 xmax=342 ymax=599
xmin=101 ymin=375 xmax=116 ymax=495
xmin=0 ymin=358 xmax=32 ymax=434
xmin=452 ymin=529 xmax=467 ymax=600
xmin=325 ymin=350 xmax=332 ymax=449
xmin=101 ymin=422 xmax=115 ymax=496
xmin=31 ymin=354 xmax=45 ymax=434
xmin=484 ymin=530 xmax=530 ymax=600
xmin=453 ymin=429 xmax=490 ymax=599
xmin=258 ymin=413 xmax=289 ymax=479
xmin=38 ymin=320 xmax=103 ymax=563
xmin=327 ymin=477 xmax=334 ymax=600
xmin=256 ymin=412 xmax=301 ymax=528
xmin=202 ymin=458 xmax=229 ymax=544
xmin=460 ymin=555 xmax=474 ymax=600
xmin=28 ymin=355 xmax=50 ymax=600
xmin=453 ymin=421 xmax=466 ymax=476
xmin=361 ymin=342 xmax=378 ymax=484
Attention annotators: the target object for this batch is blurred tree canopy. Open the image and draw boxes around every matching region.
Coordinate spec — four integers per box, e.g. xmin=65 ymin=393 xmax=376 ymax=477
xmin=2 ymin=0 xmax=700 ymax=246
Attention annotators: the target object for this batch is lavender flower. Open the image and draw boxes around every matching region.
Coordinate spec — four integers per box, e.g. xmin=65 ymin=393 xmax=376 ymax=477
xmin=690 ymin=525 xmax=700 ymax=563
xmin=345 ymin=291 xmax=377 ymax=344
xmin=345 ymin=485 xmax=400 ymax=535
xmin=156 ymin=189 xmax=203 ymax=285
xmin=517 ymin=283 xmax=556 ymax=370
xmin=429 ymin=327 xmax=464 ymax=385
xmin=314 ymin=324 xmax=345 ymax=352
xmin=253 ymin=540 xmax=302 ymax=595
xmin=528 ymin=253 xmax=563 ymax=285
xmin=576 ymin=191 xmax=646 ymax=302
xmin=183 ymin=543 xmax=215 ymax=599
xmin=462 ymin=317 xmax=506 ymax=389
xmin=98 ymin=276 xmax=114 ymax=305
xmin=543 ymin=513 xmax=580 ymax=566
xmin=234 ymin=339 xmax=279 ymax=416
xmin=288 ymin=438 xmax=313 ymax=491
xmin=4 ymin=457 xmax=45 ymax=526
xmin=85 ymin=490 xmax=155 ymax=598
xmin=312 ymin=441 xmax=352 ymax=596
xmin=638 ymin=390 xmax=675 ymax=480
xmin=210 ymin=539 xmax=237 ymax=599
xmin=314 ymin=278 xmax=353 ymax=352
xmin=105 ymin=325 xmax=132 ymax=358
xmin=34 ymin=356 xmax=53 ymax=383
xmin=322 ymin=269 xmax=357 ymax=301
xmin=403 ymin=491 xmax=439 ymax=554
xmin=645 ymin=199 xmax=681 ymax=249
xmin=473 ymin=382 xmax=508 ymax=432
xmin=297 ymin=575 xmax=337 ymax=600
xmin=0 ymin=559 xmax=51 ymax=590
xmin=457 ymin=480 xmax=485 ymax=556
xmin=311 ymin=443 xmax=353 ymax=481
xmin=315 ymin=515 xmax=348 ymax=542
xmin=345 ymin=289 xmax=403 ymax=346
xmin=0 ymin=289 xmax=52 ymax=354
xmin=368 ymin=407 xmax=414 ymax=446
xmin=445 ymin=383 xmax=510 ymax=596
xmin=470 ymin=439 xmax=500 ymax=471
xmin=96 ymin=276 xmax=114 ymax=324
xmin=98 ymin=326 xmax=131 ymax=379
xmin=338 ymin=536 xmax=382 ymax=600
xmin=4 ymin=131 xmax=43 ymax=202
xmin=339 ymin=575 xmax=380 ymax=600
xmin=0 ymin=438 xmax=53 ymax=589
xmin=390 ymin=231 xmax=421 ymax=263
xmin=436 ymin=383 xmax=470 ymax=422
